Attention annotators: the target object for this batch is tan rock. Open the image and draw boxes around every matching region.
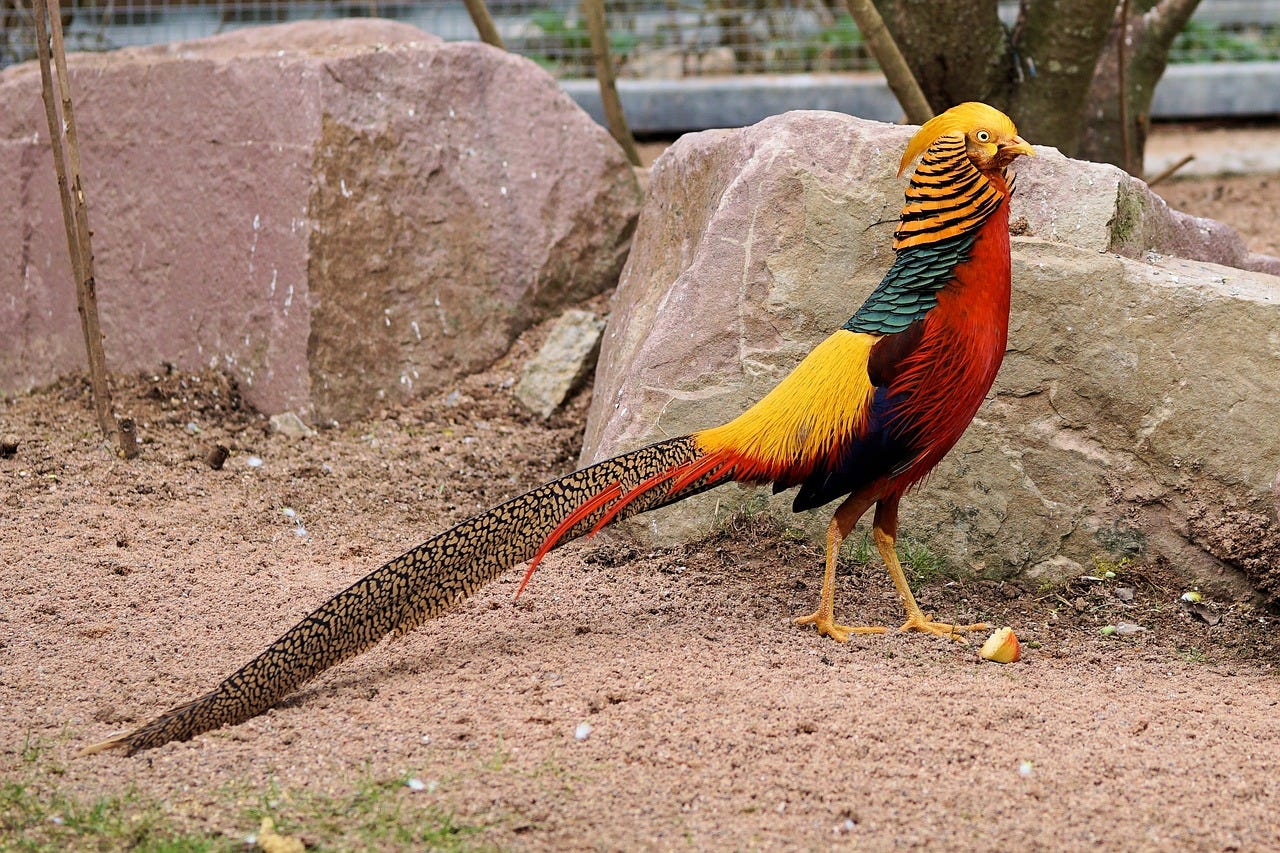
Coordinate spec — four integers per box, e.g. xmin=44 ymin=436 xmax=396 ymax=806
xmin=584 ymin=110 xmax=1280 ymax=593
xmin=269 ymin=411 xmax=315 ymax=440
xmin=515 ymin=309 xmax=606 ymax=419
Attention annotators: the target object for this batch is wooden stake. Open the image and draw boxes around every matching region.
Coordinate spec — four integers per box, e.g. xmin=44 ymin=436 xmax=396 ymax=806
xmin=32 ymin=0 xmax=132 ymax=457
xmin=1146 ymin=153 xmax=1194 ymax=188
xmin=1117 ymin=0 xmax=1133 ymax=175
xmin=461 ymin=0 xmax=505 ymax=49
xmin=843 ymin=0 xmax=933 ymax=124
xmin=581 ymin=0 xmax=641 ymax=166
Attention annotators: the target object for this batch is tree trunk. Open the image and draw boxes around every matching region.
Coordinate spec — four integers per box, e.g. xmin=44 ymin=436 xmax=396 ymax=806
xmin=1007 ymin=0 xmax=1120 ymax=156
xmin=1077 ymin=0 xmax=1200 ymax=173
xmin=872 ymin=0 xmax=1009 ymax=111
xmin=867 ymin=0 xmax=1200 ymax=171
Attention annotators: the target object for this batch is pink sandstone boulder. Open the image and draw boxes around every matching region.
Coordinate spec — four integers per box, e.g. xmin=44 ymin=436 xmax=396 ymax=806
xmin=0 ymin=20 xmax=640 ymax=422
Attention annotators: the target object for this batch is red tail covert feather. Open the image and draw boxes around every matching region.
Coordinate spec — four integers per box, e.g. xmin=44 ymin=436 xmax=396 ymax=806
xmin=515 ymin=448 xmax=739 ymax=600
xmin=516 ymin=481 xmax=623 ymax=598
xmin=586 ymin=467 xmax=685 ymax=537
xmin=667 ymin=450 xmax=731 ymax=494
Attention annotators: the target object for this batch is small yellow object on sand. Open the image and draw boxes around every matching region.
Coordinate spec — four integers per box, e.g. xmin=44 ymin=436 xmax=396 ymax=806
xmin=978 ymin=626 xmax=1021 ymax=663
xmin=258 ymin=816 xmax=305 ymax=853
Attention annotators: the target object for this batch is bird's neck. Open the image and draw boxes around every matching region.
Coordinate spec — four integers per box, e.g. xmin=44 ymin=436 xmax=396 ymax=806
xmin=841 ymin=166 xmax=1012 ymax=337
xmin=943 ymin=172 xmax=1012 ymax=314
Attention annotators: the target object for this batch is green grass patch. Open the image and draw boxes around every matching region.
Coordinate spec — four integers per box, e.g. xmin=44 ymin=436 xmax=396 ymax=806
xmin=843 ymin=532 xmax=875 ymax=566
xmin=3 ymin=736 xmax=486 ymax=852
xmin=0 ymin=779 xmax=228 ymax=852
xmin=900 ymin=539 xmax=945 ymax=583
xmin=240 ymin=772 xmax=484 ymax=852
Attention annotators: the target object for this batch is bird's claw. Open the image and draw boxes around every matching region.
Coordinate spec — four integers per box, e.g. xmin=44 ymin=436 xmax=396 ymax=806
xmin=897 ymin=614 xmax=990 ymax=643
xmin=794 ymin=611 xmax=888 ymax=642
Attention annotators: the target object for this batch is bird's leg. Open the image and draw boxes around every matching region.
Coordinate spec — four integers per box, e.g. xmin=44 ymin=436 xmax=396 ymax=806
xmin=872 ymin=498 xmax=989 ymax=642
xmin=794 ymin=493 xmax=884 ymax=642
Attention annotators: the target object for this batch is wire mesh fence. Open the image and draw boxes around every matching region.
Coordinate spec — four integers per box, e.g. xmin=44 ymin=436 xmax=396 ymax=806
xmin=4 ymin=0 xmax=1280 ymax=75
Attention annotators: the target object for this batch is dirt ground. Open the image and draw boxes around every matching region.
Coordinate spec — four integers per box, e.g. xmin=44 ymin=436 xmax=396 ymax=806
xmin=5 ymin=127 xmax=1280 ymax=851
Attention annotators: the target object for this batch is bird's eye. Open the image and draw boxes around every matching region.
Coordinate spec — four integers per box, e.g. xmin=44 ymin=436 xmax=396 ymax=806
xmin=975 ymin=130 xmax=991 ymax=142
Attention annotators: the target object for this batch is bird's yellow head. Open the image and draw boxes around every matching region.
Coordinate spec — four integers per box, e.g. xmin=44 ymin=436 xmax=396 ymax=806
xmin=898 ymin=102 xmax=1034 ymax=177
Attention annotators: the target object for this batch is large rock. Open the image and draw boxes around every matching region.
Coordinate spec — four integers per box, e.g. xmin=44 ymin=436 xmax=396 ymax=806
xmin=584 ymin=110 xmax=1280 ymax=595
xmin=0 ymin=20 xmax=640 ymax=422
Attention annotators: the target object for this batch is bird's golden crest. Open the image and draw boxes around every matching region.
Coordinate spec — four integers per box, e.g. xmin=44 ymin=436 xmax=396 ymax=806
xmin=898 ymin=102 xmax=1025 ymax=177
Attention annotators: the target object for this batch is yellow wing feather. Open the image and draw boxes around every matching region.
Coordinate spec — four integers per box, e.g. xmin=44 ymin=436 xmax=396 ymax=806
xmin=694 ymin=330 xmax=877 ymax=475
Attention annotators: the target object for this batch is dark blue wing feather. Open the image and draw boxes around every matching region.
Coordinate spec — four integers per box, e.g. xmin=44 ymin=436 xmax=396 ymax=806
xmin=787 ymin=386 xmax=919 ymax=512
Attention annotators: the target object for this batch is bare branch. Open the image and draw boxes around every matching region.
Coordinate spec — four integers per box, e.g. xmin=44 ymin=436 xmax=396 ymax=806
xmin=1142 ymin=0 xmax=1201 ymax=45
xmin=1146 ymin=153 xmax=1194 ymax=187
xmin=461 ymin=0 xmax=505 ymax=49
xmin=844 ymin=0 xmax=933 ymax=123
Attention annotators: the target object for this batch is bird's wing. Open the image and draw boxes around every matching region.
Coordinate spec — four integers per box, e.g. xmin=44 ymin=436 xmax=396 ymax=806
xmin=844 ymin=232 xmax=976 ymax=335
xmin=785 ymin=232 xmax=980 ymax=511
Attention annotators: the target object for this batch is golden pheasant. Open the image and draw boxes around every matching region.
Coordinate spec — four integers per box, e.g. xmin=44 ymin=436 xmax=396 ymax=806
xmin=83 ymin=102 xmax=1033 ymax=756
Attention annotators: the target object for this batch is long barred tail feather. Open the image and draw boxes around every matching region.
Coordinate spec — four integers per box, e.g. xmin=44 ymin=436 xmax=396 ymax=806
xmin=80 ymin=435 xmax=735 ymax=757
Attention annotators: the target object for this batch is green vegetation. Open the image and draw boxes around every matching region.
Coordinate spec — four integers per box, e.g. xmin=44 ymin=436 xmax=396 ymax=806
xmin=803 ymin=13 xmax=871 ymax=73
xmin=1170 ymin=20 xmax=1280 ymax=64
xmin=4 ymin=738 xmax=179 ymax=851
xmin=900 ymin=538 xmax=945 ymax=583
xmin=242 ymin=773 xmax=481 ymax=851
xmin=1177 ymin=645 xmax=1209 ymax=664
xmin=1093 ymin=555 xmax=1133 ymax=579
xmin=2 ymin=736 xmax=483 ymax=852
xmin=1 ymin=777 xmax=226 ymax=851
xmin=527 ymin=10 xmax=639 ymax=77
xmin=843 ymin=532 xmax=875 ymax=566
xmin=839 ymin=533 xmax=948 ymax=583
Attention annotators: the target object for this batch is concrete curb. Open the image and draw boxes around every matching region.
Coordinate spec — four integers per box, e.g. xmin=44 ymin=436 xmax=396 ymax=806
xmin=562 ymin=62 xmax=1280 ymax=133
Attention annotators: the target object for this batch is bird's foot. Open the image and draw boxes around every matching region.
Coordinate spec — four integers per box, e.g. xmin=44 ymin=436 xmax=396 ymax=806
xmin=897 ymin=613 xmax=990 ymax=643
xmin=795 ymin=611 xmax=888 ymax=642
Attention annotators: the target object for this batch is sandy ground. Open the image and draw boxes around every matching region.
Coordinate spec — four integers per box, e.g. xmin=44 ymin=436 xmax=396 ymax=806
xmin=4 ymin=127 xmax=1280 ymax=851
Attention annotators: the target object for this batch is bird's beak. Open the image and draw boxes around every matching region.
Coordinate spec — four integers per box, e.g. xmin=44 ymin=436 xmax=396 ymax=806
xmin=1002 ymin=136 xmax=1035 ymax=159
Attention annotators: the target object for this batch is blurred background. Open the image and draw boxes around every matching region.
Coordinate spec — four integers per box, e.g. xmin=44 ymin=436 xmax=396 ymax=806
xmin=3 ymin=0 xmax=1278 ymax=81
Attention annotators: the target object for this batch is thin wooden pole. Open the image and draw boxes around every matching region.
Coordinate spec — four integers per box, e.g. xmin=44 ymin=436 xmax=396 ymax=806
xmin=843 ymin=0 xmax=933 ymax=124
xmin=32 ymin=0 xmax=132 ymax=456
xmin=1117 ymin=0 xmax=1134 ymax=175
xmin=1146 ymin=153 xmax=1193 ymax=187
xmin=461 ymin=0 xmax=505 ymax=49
xmin=581 ymin=0 xmax=641 ymax=166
